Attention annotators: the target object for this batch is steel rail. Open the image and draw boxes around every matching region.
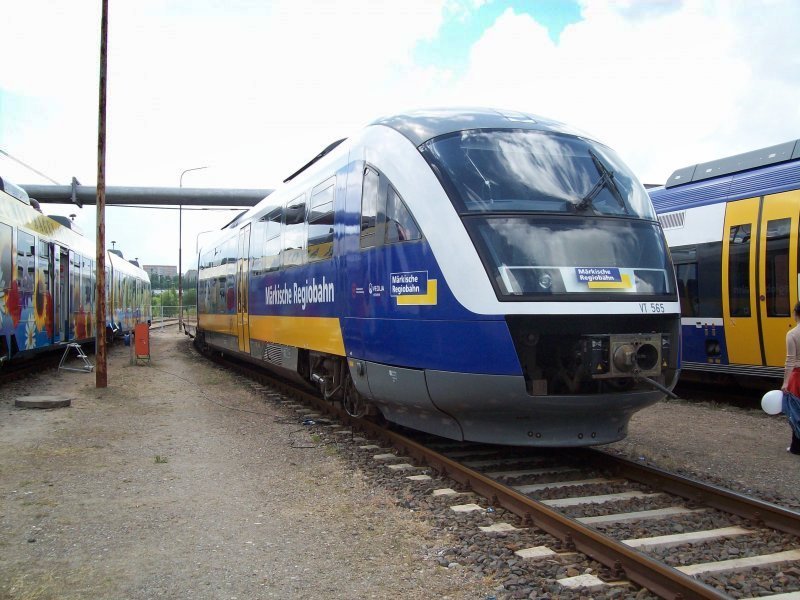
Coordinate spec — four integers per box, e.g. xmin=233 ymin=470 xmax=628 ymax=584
xmin=585 ymin=449 xmax=800 ymax=537
xmin=204 ymin=351 xmax=729 ymax=600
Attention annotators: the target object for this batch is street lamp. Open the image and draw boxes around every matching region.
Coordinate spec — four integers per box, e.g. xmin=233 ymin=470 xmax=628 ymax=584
xmin=178 ymin=166 xmax=208 ymax=331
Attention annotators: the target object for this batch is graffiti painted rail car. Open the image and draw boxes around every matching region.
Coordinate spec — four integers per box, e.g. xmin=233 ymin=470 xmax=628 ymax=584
xmin=0 ymin=176 xmax=151 ymax=364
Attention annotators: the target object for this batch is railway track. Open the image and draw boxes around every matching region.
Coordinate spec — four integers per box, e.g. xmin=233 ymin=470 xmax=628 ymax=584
xmin=201 ymin=346 xmax=800 ymax=600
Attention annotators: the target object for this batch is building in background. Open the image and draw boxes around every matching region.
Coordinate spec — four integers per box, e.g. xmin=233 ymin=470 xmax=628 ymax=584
xmin=143 ymin=265 xmax=177 ymax=278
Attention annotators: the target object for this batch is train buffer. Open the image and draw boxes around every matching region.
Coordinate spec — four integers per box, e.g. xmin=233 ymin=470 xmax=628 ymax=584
xmin=58 ymin=343 xmax=94 ymax=373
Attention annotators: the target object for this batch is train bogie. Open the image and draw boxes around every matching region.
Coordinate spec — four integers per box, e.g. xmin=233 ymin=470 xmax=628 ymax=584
xmin=196 ymin=108 xmax=680 ymax=446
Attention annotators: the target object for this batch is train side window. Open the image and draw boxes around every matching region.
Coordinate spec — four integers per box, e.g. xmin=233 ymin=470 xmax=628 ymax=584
xmin=263 ymin=208 xmax=283 ymax=272
xmin=728 ymin=224 xmax=751 ymax=317
xmin=16 ymin=231 xmax=35 ymax=296
xmin=675 ymin=262 xmax=699 ymax=317
xmin=0 ymin=223 xmax=12 ymax=298
xmin=361 ymin=167 xmax=379 ymax=248
xmin=765 ymin=218 xmax=791 ymax=317
xmin=385 ymin=186 xmax=421 ymax=244
xmin=282 ymin=194 xmax=307 ymax=268
xmin=308 ymin=180 xmax=335 ymax=262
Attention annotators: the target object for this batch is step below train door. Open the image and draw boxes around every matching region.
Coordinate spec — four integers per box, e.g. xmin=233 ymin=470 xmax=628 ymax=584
xmin=722 ymin=197 xmax=762 ymax=366
xmin=758 ymin=189 xmax=800 ymax=367
xmin=236 ymin=224 xmax=251 ymax=354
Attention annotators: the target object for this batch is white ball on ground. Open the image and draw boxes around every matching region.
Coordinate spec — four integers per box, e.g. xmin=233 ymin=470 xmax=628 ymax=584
xmin=761 ymin=390 xmax=784 ymax=415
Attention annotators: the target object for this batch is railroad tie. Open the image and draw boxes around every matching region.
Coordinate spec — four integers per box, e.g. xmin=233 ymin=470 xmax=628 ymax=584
xmin=386 ymin=463 xmax=416 ymax=471
xmin=742 ymin=593 xmax=800 ymax=600
xmin=432 ymin=488 xmax=461 ymax=497
xmin=485 ymin=466 xmax=578 ymax=478
xmin=372 ymin=453 xmax=406 ymax=461
xmin=557 ymin=574 xmax=606 ymax=591
xmin=514 ymin=546 xmax=557 ymax=560
xmin=449 ymin=503 xmax=484 ymax=513
xmin=676 ymin=549 xmax=800 ymax=576
xmin=514 ymin=477 xmax=621 ymax=493
xmin=577 ymin=507 xmax=706 ymax=525
xmin=478 ymin=523 xmax=518 ymax=533
xmin=621 ymin=526 xmax=750 ymax=550
xmin=542 ymin=491 xmax=663 ymax=508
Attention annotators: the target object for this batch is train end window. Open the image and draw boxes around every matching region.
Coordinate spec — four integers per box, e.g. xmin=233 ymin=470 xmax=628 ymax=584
xmin=360 ymin=167 xmax=380 ymax=248
xmin=385 ymin=186 xmax=421 ymax=244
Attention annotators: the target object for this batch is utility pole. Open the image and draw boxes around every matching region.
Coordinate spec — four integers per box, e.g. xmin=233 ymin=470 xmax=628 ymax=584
xmin=178 ymin=166 xmax=207 ymax=332
xmin=95 ymin=0 xmax=109 ymax=388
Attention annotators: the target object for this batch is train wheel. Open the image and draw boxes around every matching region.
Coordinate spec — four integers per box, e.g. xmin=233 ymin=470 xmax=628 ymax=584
xmin=342 ymin=373 xmax=366 ymax=418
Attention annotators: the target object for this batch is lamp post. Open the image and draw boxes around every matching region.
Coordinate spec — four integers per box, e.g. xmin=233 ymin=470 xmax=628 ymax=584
xmin=178 ymin=166 xmax=208 ymax=331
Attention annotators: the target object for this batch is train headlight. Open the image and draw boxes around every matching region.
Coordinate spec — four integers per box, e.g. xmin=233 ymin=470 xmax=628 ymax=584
xmin=538 ymin=273 xmax=552 ymax=290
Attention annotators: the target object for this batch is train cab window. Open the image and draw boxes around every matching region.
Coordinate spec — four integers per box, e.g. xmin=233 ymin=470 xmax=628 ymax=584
xmin=675 ymin=262 xmax=699 ymax=317
xmin=765 ymin=218 xmax=791 ymax=317
xmin=728 ymin=224 xmax=752 ymax=317
xmin=385 ymin=186 xmax=421 ymax=244
xmin=282 ymin=194 xmax=306 ymax=268
xmin=361 ymin=167 xmax=379 ymax=248
xmin=16 ymin=231 xmax=35 ymax=296
xmin=308 ymin=180 xmax=335 ymax=262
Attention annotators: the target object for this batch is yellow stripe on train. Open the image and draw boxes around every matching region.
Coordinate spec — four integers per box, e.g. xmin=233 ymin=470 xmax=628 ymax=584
xmin=587 ymin=274 xmax=632 ymax=289
xmin=199 ymin=313 xmax=238 ymax=336
xmin=248 ymin=315 xmax=345 ymax=356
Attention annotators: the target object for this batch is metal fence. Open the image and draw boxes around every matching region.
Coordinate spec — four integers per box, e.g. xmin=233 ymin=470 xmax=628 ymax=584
xmin=148 ymin=305 xmax=196 ymax=325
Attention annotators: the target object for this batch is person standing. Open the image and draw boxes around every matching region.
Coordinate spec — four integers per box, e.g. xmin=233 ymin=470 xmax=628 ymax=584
xmin=781 ymin=302 xmax=800 ymax=454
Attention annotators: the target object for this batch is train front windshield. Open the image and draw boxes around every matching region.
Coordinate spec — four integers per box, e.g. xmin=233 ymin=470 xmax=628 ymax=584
xmin=421 ymin=129 xmax=675 ymax=298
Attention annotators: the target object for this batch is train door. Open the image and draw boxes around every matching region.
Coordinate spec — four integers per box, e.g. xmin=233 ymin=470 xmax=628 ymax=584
xmin=38 ymin=240 xmax=54 ymax=343
xmin=57 ymin=247 xmax=69 ymax=341
xmin=758 ymin=190 xmax=800 ymax=366
xmin=722 ymin=197 xmax=762 ymax=365
xmin=236 ymin=224 xmax=251 ymax=353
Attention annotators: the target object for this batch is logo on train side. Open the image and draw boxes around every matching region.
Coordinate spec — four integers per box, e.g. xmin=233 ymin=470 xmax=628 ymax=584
xmin=265 ymin=276 xmax=334 ymax=310
xmin=575 ymin=267 xmax=631 ymax=290
xmin=575 ymin=267 xmax=621 ymax=283
xmin=390 ymin=271 xmax=437 ymax=306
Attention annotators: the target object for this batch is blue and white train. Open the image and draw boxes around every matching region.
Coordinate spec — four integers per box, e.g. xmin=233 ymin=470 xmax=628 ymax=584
xmin=193 ymin=108 xmax=679 ymax=446
xmin=650 ymin=139 xmax=800 ymax=381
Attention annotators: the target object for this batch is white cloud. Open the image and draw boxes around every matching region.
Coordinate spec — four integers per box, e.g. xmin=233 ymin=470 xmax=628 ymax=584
xmin=450 ymin=1 xmax=780 ymax=182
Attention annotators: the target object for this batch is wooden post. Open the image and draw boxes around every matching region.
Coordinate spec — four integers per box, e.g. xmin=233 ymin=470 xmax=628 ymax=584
xmin=95 ymin=0 xmax=109 ymax=388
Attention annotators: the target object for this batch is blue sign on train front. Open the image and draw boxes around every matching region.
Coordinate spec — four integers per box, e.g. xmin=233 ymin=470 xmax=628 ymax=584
xmin=575 ymin=267 xmax=622 ymax=283
xmin=390 ymin=271 xmax=428 ymax=296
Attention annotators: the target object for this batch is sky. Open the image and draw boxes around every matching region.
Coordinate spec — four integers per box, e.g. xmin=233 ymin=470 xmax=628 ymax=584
xmin=1 ymin=0 xmax=799 ymax=271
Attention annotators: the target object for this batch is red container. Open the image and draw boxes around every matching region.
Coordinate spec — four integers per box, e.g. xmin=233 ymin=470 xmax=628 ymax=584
xmin=134 ymin=322 xmax=150 ymax=358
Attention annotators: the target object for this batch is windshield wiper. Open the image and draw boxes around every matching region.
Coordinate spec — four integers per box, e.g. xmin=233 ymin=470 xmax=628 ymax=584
xmin=576 ymin=150 xmax=629 ymax=214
